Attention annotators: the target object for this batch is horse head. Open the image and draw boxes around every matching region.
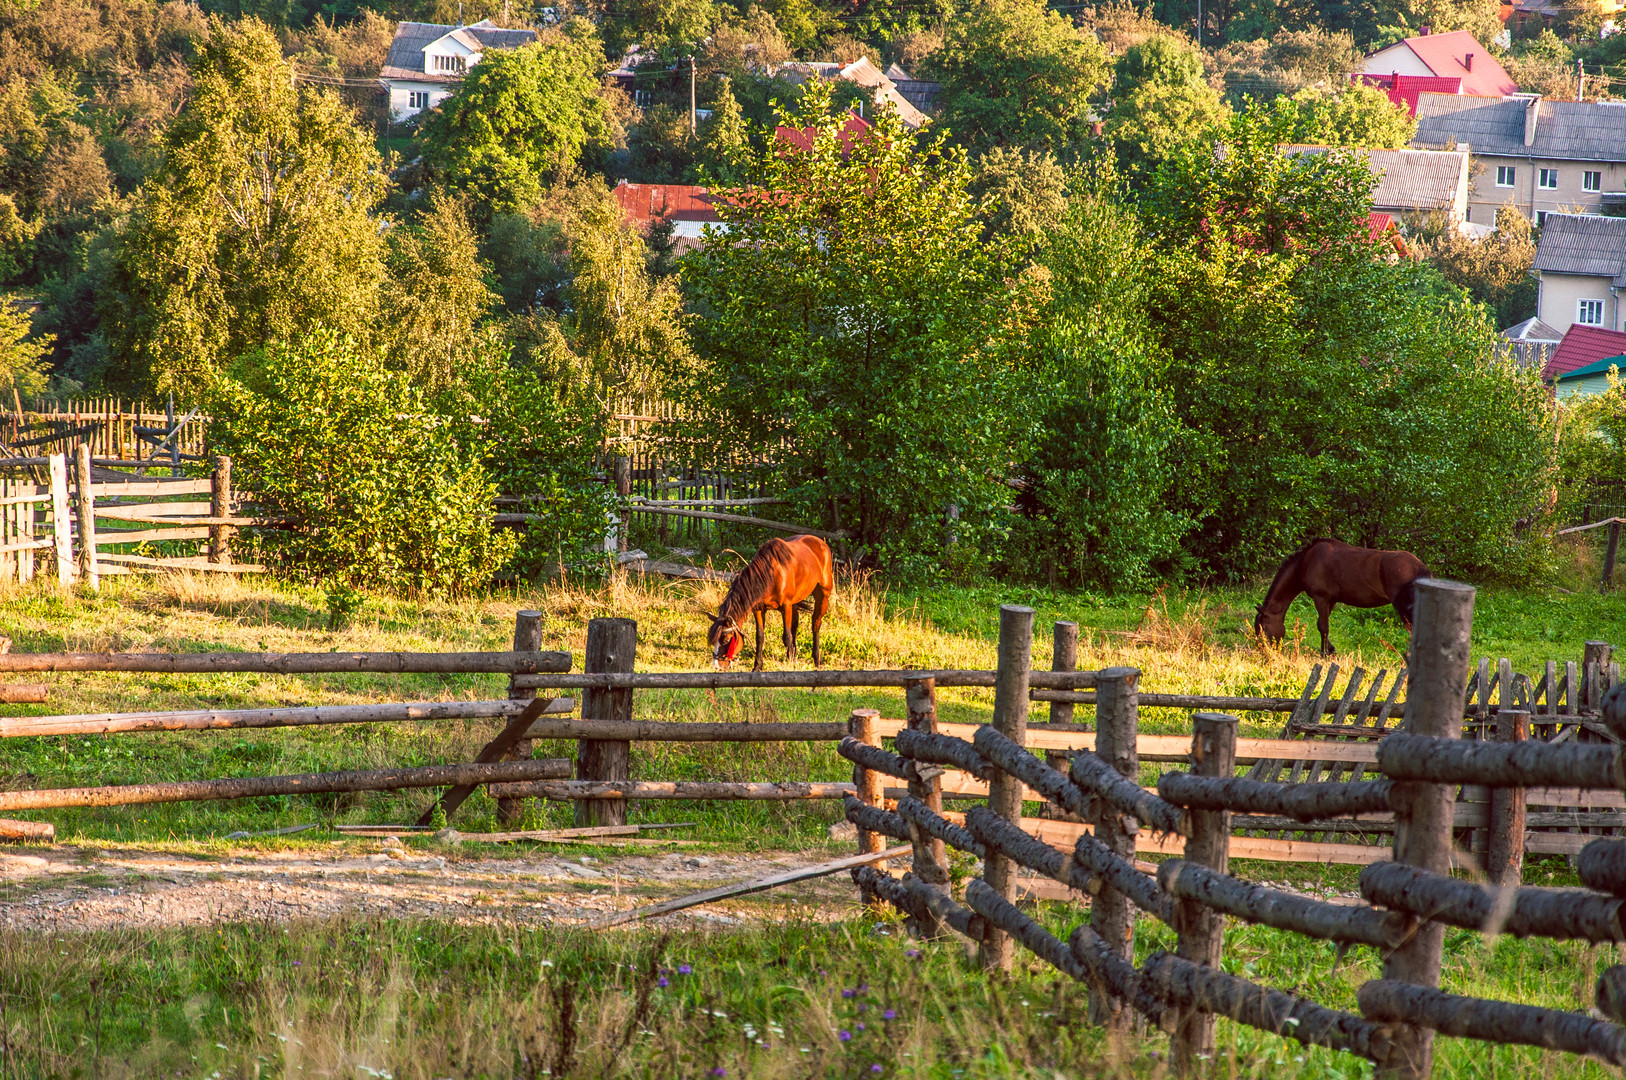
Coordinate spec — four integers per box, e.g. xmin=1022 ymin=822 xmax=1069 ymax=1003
xmin=1253 ymin=603 xmax=1286 ymax=644
xmin=708 ymin=613 xmax=744 ymax=669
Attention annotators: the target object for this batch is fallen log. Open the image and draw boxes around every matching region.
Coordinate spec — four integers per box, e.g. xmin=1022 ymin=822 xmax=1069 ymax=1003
xmin=1358 ymin=980 xmax=1626 ymax=1065
xmin=1578 ymin=838 xmax=1626 ymax=897
xmin=0 ymin=757 xmax=574 ymax=811
xmin=510 ymin=670 xmax=1102 ymax=691
xmin=1157 ymin=859 xmax=1408 ymax=948
xmin=1376 ymin=732 xmax=1624 ymax=789
xmin=894 ymin=728 xmax=995 ymax=780
xmin=491 ymin=780 xmax=859 ymax=801
xmin=0 ymin=818 xmax=53 ymax=842
xmin=0 ymin=650 xmax=571 ymax=675
xmin=837 ymin=736 xmax=913 ymax=781
xmin=1147 ymin=953 xmax=1395 ymax=1061
xmin=1157 ymin=774 xmax=1394 ymax=821
xmin=1069 ymin=749 xmax=1191 ymax=837
xmin=587 ymin=844 xmax=912 ymax=928
xmin=895 ymin=794 xmax=986 ymax=859
xmin=971 ymin=725 xmax=1095 ymax=823
xmin=1359 ymin=861 xmax=1626 ymax=941
xmin=0 ymin=698 xmax=573 ymax=739
xmin=843 ymin=794 xmax=912 ymax=841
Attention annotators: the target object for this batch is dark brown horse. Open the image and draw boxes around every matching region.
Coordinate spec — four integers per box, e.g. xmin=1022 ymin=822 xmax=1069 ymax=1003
xmin=707 ymin=535 xmax=834 ymax=671
xmin=1254 ymin=538 xmax=1429 ymax=656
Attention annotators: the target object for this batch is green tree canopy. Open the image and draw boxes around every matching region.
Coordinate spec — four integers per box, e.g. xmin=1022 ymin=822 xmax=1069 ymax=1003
xmin=1113 ymin=34 xmax=1206 ymax=97
xmin=99 ymin=17 xmax=387 ymax=394
xmin=418 ymin=20 xmax=615 ymax=215
xmin=1105 ymin=79 xmax=1232 ymax=176
xmin=1268 ymin=83 xmax=1417 ymax=148
xmin=928 ymin=0 xmax=1110 ymax=154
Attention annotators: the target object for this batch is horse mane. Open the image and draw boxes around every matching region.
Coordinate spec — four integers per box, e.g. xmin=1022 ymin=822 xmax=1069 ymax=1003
xmin=717 ymin=539 xmax=795 ymax=624
xmin=1261 ymin=537 xmax=1337 ymax=606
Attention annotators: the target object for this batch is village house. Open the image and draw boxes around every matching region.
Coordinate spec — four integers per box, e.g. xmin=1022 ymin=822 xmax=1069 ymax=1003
xmin=1284 ymin=145 xmax=1472 ymax=228
xmin=1531 ymin=212 xmax=1626 ymax=336
xmin=1412 ymin=93 xmax=1626 ymax=225
xmin=378 ymin=20 xmax=538 ymax=121
xmin=1358 ymin=29 xmax=1518 ymax=111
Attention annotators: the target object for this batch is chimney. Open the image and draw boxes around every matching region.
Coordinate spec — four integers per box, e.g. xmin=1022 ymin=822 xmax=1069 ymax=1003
xmin=1420 ymin=24 xmax=1430 ymax=34
xmin=1465 ymin=52 xmax=1474 ymax=71
xmin=1524 ymin=96 xmax=1540 ymax=146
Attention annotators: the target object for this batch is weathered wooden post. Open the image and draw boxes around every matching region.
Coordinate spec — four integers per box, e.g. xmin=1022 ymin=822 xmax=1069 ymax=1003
xmin=1090 ymin=664 xmax=1141 ymax=1027
xmin=980 ymin=604 xmax=1033 ymax=974
xmin=577 ymin=618 xmax=635 ymax=827
xmin=73 ymin=444 xmax=97 ymax=592
xmin=497 ymin=610 xmax=543 ymax=826
xmin=48 ymin=452 xmax=72 ymax=586
xmin=1485 ymin=709 xmax=1529 ymax=887
xmin=1173 ymin=712 xmax=1237 ymax=1073
xmin=1584 ymin=641 xmax=1614 ymax=713
xmin=904 ymin=677 xmax=948 ymax=936
xmin=1604 ymin=522 xmax=1620 ymax=592
xmin=611 ymin=455 xmax=632 ymax=552
xmin=1050 ymin=621 xmax=1078 ymax=725
xmin=1379 ymin=578 xmax=1475 ymax=1080
xmin=210 ymin=455 xmax=233 ymax=565
xmin=849 ymin=707 xmax=885 ymax=908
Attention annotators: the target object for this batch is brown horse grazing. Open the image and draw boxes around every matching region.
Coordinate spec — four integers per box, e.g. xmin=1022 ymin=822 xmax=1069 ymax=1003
xmin=1254 ymin=538 xmax=1429 ymax=656
xmin=707 ymin=535 xmax=834 ymax=671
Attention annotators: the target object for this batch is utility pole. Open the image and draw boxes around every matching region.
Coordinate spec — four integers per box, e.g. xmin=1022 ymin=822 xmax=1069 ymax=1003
xmin=1578 ymin=58 xmax=1585 ymax=101
xmin=690 ymin=56 xmax=697 ymax=137
xmin=1196 ymin=0 xmax=1202 ymax=45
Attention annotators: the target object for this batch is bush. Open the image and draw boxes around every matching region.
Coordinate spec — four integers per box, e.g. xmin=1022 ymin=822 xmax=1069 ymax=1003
xmin=209 ymin=329 xmax=516 ymax=597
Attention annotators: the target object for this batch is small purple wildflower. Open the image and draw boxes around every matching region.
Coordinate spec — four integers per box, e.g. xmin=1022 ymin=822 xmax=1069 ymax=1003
xmin=883 ymin=1009 xmax=896 ymax=1020
xmin=839 ymin=1031 xmax=852 ymax=1042
xmin=657 ymin=976 xmax=669 ymax=988
xmin=841 ymin=989 xmax=855 ymax=999
xmin=904 ymin=950 xmax=921 ymax=959
xmin=856 ymin=1024 xmax=866 ymax=1032
xmin=710 ymin=1069 xmax=726 ymax=1077
xmin=871 ymin=1066 xmax=884 ymax=1074
xmin=858 ymin=983 xmax=869 ymax=992
xmin=292 ymin=961 xmax=301 ymax=966
xmin=679 ymin=963 xmax=692 ymax=975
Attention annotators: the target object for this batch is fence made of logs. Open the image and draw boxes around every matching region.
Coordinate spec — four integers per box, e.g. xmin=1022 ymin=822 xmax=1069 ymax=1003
xmin=834 ymin=581 xmax=1626 ymax=1077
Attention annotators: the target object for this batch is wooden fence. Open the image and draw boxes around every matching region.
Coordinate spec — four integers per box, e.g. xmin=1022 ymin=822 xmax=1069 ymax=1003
xmin=838 ymin=582 xmax=1626 ymax=1077
xmin=10 ymin=398 xmax=207 ymax=467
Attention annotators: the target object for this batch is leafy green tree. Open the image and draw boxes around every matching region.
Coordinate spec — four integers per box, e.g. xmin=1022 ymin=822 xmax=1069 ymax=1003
xmin=1113 ymin=35 xmax=1206 ymax=97
xmin=382 ymin=193 xmax=497 ymax=390
xmin=418 ymin=21 xmax=615 ymax=215
xmin=1268 ymin=83 xmax=1416 ymax=148
xmin=98 ymin=17 xmax=387 ymax=394
xmin=209 ymin=329 xmax=517 ymax=597
xmin=1105 ymin=79 xmax=1232 ymax=176
xmin=967 ymin=146 xmax=1067 ymax=244
xmin=601 ymin=0 xmax=718 ymax=54
xmin=682 ymin=83 xmax=1026 ymax=573
xmin=0 ymin=299 xmax=50 ymax=397
xmin=927 ymin=0 xmax=1111 ymax=153
xmin=1418 ymin=204 xmax=1538 ymax=329
xmin=693 ymin=77 xmax=750 ymax=185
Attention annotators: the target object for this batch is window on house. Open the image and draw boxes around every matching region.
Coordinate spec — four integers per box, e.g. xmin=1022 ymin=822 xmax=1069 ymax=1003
xmin=634 ymin=89 xmax=651 ymax=109
xmin=1537 ymin=210 xmax=1549 ymax=226
xmin=408 ymin=91 xmax=430 ymax=110
xmin=1585 ymin=170 xmax=1603 ymax=192
xmin=1496 ymin=165 xmax=1517 ymax=187
xmin=1579 ymin=299 xmax=1606 ymax=326
xmin=432 ymin=54 xmax=466 ymax=72
xmin=1539 ymin=168 xmax=1560 ymax=189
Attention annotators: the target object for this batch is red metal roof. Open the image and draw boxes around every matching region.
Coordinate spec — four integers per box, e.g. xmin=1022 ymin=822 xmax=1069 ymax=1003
xmin=774 ymin=111 xmax=871 ymax=154
xmin=1545 ymin=324 xmax=1626 ymax=380
xmin=1393 ymin=31 xmax=1516 ymax=98
xmin=613 ymin=181 xmax=721 ymax=225
xmin=1357 ymin=73 xmax=1464 ymax=116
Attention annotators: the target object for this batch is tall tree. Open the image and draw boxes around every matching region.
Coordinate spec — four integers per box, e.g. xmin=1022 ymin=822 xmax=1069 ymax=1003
xmin=99 ymin=17 xmax=387 ymax=394
xmin=927 ymin=0 xmax=1110 ymax=154
xmin=417 ymin=20 xmax=616 ymax=216
xmin=382 ymin=194 xmax=497 ymax=391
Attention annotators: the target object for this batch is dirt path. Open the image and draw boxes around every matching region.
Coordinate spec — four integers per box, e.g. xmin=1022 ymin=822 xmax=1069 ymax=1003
xmin=0 ymin=844 xmax=866 ymax=932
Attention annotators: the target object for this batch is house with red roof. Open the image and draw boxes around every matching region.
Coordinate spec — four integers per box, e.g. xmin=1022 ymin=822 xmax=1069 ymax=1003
xmin=1358 ymin=30 xmax=1518 ymax=99
xmin=1354 ymin=73 xmax=1463 ymax=117
xmin=1544 ymin=324 xmax=1626 ymax=396
xmin=613 ymin=181 xmax=728 ymax=253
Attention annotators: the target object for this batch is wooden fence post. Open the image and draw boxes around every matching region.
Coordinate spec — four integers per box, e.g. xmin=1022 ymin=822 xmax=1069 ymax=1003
xmin=849 ymin=707 xmax=884 ymax=908
xmin=1485 ymin=709 xmax=1529 ymax=887
xmin=498 ymin=610 xmax=543 ymax=826
xmin=980 ymin=604 xmax=1033 ymax=974
xmin=1048 ymin=621 xmax=1078 ymax=725
xmin=1173 ymin=711 xmax=1237 ymax=1073
xmin=1584 ymin=641 xmax=1614 ymax=713
xmin=904 ymin=677 xmax=948 ymax=936
xmin=48 ymin=452 xmax=72 ymax=586
xmin=73 ymin=444 xmax=97 ymax=592
xmin=1604 ymin=522 xmax=1620 ymax=592
xmin=1091 ymin=665 xmax=1141 ymax=1028
xmin=210 ymin=455 xmax=233 ymax=565
xmin=611 ymin=455 xmax=632 ymax=553
xmin=1380 ymin=578 xmax=1475 ymax=1080
xmin=577 ymin=618 xmax=635 ymax=827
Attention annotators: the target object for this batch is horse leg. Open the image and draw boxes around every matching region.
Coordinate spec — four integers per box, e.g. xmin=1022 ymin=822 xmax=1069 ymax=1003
xmin=753 ymin=609 xmax=766 ymax=672
xmin=1391 ymin=580 xmax=1418 ymax=629
xmin=1314 ymin=596 xmax=1336 ymax=656
xmin=784 ymin=606 xmax=797 ymax=661
xmin=811 ymin=589 xmax=827 ymax=668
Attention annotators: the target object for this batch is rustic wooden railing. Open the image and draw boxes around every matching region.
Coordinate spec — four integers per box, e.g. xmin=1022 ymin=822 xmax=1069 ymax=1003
xmin=839 ymin=582 xmax=1626 ymax=1078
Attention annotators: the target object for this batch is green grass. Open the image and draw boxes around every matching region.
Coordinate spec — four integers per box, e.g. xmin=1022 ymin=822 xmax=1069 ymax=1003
xmin=0 ymin=565 xmax=1622 ymax=1076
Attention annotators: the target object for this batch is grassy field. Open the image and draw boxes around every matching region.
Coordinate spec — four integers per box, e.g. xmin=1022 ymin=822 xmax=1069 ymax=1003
xmin=0 ymin=560 xmax=1622 ymax=1077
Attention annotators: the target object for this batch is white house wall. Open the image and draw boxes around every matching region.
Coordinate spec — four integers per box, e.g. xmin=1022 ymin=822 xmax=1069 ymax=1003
xmin=1360 ymin=43 xmax=1434 ymax=78
xmin=1538 ymin=272 xmax=1619 ymax=335
xmin=388 ymin=81 xmax=454 ymax=121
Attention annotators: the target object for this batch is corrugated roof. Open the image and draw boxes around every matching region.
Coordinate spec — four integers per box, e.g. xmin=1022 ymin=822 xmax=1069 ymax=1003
xmin=1532 ymin=213 xmax=1626 ymax=281
xmin=1386 ymin=31 xmax=1516 ymax=97
xmin=1356 ymin=73 xmax=1463 ymax=116
xmin=614 ymin=181 xmax=722 ymax=224
xmin=1502 ymin=316 xmax=1563 ymax=342
xmin=1546 ymin=325 xmax=1626 ymax=379
xmin=379 ymin=19 xmax=534 ymax=83
xmin=1556 ymin=353 xmax=1626 ymax=381
xmin=893 ymin=79 xmax=941 ymax=116
xmin=1284 ymin=145 xmax=1467 ymax=212
xmin=1414 ymin=93 xmax=1626 ymax=162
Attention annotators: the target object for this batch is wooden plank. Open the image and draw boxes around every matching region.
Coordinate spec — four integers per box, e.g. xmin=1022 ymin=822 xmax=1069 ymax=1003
xmin=95 ymin=553 xmax=265 ymax=573
xmin=92 ymin=527 xmax=213 ymax=545
xmin=0 ymin=650 xmax=571 ymax=674
xmin=883 ymin=720 xmax=1380 ymax=764
xmin=88 ymin=479 xmax=214 ymax=497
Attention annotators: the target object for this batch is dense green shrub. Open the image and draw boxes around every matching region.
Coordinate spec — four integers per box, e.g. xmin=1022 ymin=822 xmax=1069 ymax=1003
xmin=209 ymin=330 xmax=516 ymax=597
